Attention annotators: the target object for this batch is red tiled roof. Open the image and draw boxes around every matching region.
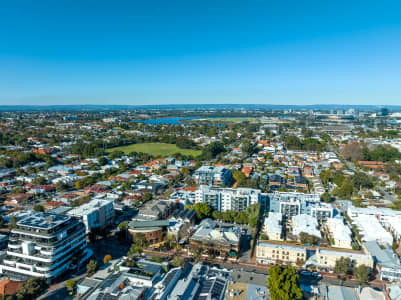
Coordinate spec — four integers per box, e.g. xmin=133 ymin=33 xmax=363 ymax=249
xmin=0 ymin=280 xmax=22 ymax=295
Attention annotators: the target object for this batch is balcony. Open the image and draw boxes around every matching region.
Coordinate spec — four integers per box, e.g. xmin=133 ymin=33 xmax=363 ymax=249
xmin=8 ymin=243 xmax=22 ymax=249
xmin=3 ymin=259 xmax=16 ymax=267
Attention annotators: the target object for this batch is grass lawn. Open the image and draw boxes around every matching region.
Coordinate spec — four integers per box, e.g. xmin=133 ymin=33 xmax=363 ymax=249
xmin=106 ymin=143 xmax=202 ymax=157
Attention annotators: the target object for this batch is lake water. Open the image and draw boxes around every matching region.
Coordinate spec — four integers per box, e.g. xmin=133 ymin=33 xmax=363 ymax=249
xmin=133 ymin=117 xmax=204 ymax=125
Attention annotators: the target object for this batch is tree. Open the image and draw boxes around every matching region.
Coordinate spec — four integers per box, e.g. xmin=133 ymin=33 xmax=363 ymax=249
xmin=118 ymin=221 xmax=128 ymax=231
xmin=351 ymin=172 xmax=373 ymax=190
xmin=320 ymin=192 xmax=331 ymax=203
xmin=75 ymin=181 xmax=84 ymax=190
xmin=56 ymin=181 xmax=68 ymax=192
xmin=142 ymin=192 xmax=153 ymax=202
xmin=98 ymin=157 xmax=109 ymax=166
xmin=352 ymin=242 xmax=361 ymax=250
xmin=267 ymin=265 xmax=302 ymax=300
xmin=171 ymin=255 xmax=184 ymax=267
xmin=128 ymin=233 xmax=148 ymax=255
xmin=8 ymin=216 xmax=17 ymax=230
xmin=285 ymin=135 xmax=303 ymax=150
xmin=340 ymin=142 xmax=364 ymax=161
xmin=234 ymin=211 xmax=249 ymax=224
xmin=86 ymin=259 xmax=99 ymax=277
xmin=299 ymin=232 xmax=320 ymax=245
xmin=334 ymin=257 xmax=352 ymax=275
xmin=335 ymin=179 xmax=354 ymax=198
xmin=353 ymin=264 xmax=370 ymax=283
xmin=66 ymin=279 xmax=78 ymax=295
xmin=103 ymin=254 xmax=112 ymax=264
xmin=17 ymin=277 xmax=48 ymax=300
xmin=393 ymin=240 xmax=398 ymax=251
xmin=32 ymin=176 xmax=47 ymax=185
xmin=176 ymin=137 xmax=196 ymax=149
xmin=109 ymin=150 xmax=124 ymax=159
xmin=242 ymin=141 xmax=255 ymax=156
xmin=201 ymin=142 xmax=226 ymax=159
xmin=319 ymin=169 xmax=332 ymax=186
xmin=33 ymin=204 xmax=45 ymax=212
xmin=194 ymin=203 xmax=212 ymax=220
xmin=192 ymin=246 xmax=204 ymax=262
xmin=246 ymin=204 xmax=260 ymax=229
xmin=150 ymin=256 xmax=164 ymax=263
xmin=232 ymin=169 xmax=247 ymax=185
xmin=212 ymin=210 xmax=222 ymax=220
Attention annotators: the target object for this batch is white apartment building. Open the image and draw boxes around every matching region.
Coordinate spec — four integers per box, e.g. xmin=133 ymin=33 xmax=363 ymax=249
xmin=169 ymin=190 xmax=196 ymax=205
xmin=67 ymin=199 xmax=115 ymax=233
xmin=195 ymin=185 xmax=266 ymax=212
xmin=325 ymin=218 xmax=352 ymax=249
xmin=193 ymin=166 xmax=232 ymax=186
xmin=263 ymin=213 xmax=283 ymax=241
xmin=291 ymin=214 xmax=321 ymax=239
xmin=269 ymin=192 xmax=333 ymax=222
xmin=347 ymin=205 xmax=401 ymax=226
xmin=364 ymin=241 xmax=401 ymax=282
xmin=387 ymin=216 xmax=401 ymax=242
xmin=352 ymin=214 xmax=393 ymax=245
xmin=0 ymin=213 xmax=92 ymax=282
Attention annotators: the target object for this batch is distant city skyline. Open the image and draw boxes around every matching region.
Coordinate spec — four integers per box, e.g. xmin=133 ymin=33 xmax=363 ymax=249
xmin=1 ymin=1 xmax=401 ymax=105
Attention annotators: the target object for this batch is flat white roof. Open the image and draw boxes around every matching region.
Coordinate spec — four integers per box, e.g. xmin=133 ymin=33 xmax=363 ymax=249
xmin=258 ymin=242 xmax=306 ymax=252
xmin=353 ymin=215 xmax=393 ymax=244
xmin=292 ymin=214 xmax=321 ymax=238
xmin=67 ymin=199 xmax=113 ymax=216
xmin=326 ymin=218 xmax=352 ymax=242
xmin=264 ymin=213 xmax=282 ymax=234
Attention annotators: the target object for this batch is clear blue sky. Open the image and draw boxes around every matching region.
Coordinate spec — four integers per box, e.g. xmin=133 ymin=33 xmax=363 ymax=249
xmin=1 ymin=0 xmax=401 ymax=105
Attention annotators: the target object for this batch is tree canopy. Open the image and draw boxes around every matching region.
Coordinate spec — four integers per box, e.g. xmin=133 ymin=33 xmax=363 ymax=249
xmin=267 ymin=265 xmax=302 ymax=300
xmin=17 ymin=277 xmax=48 ymax=300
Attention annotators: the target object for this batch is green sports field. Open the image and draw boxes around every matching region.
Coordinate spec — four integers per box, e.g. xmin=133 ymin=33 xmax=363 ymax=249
xmin=106 ymin=143 xmax=202 ymax=157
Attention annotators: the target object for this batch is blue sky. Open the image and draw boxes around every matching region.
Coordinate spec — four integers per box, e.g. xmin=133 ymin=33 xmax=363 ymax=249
xmin=1 ymin=0 xmax=401 ymax=105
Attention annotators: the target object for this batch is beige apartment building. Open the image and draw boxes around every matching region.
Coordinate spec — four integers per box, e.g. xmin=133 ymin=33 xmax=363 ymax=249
xmin=315 ymin=248 xmax=374 ymax=270
xmin=256 ymin=241 xmax=307 ymax=266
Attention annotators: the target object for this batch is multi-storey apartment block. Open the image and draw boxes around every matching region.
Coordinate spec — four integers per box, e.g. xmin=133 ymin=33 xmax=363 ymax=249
xmin=263 ymin=213 xmax=283 ymax=241
xmin=0 ymin=213 xmax=92 ymax=282
xmin=256 ymin=241 xmax=307 ymax=266
xmin=193 ymin=166 xmax=232 ymax=186
xmin=315 ymin=248 xmax=373 ymax=270
xmin=325 ymin=217 xmax=352 ymax=249
xmin=195 ymin=185 xmax=266 ymax=212
xmin=364 ymin=241 xmax=401 ymax=282
xmin=269 ymin=192 xmax=333 ymax=222
xmin=67 ymin=198 xmax=115 ymax=233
